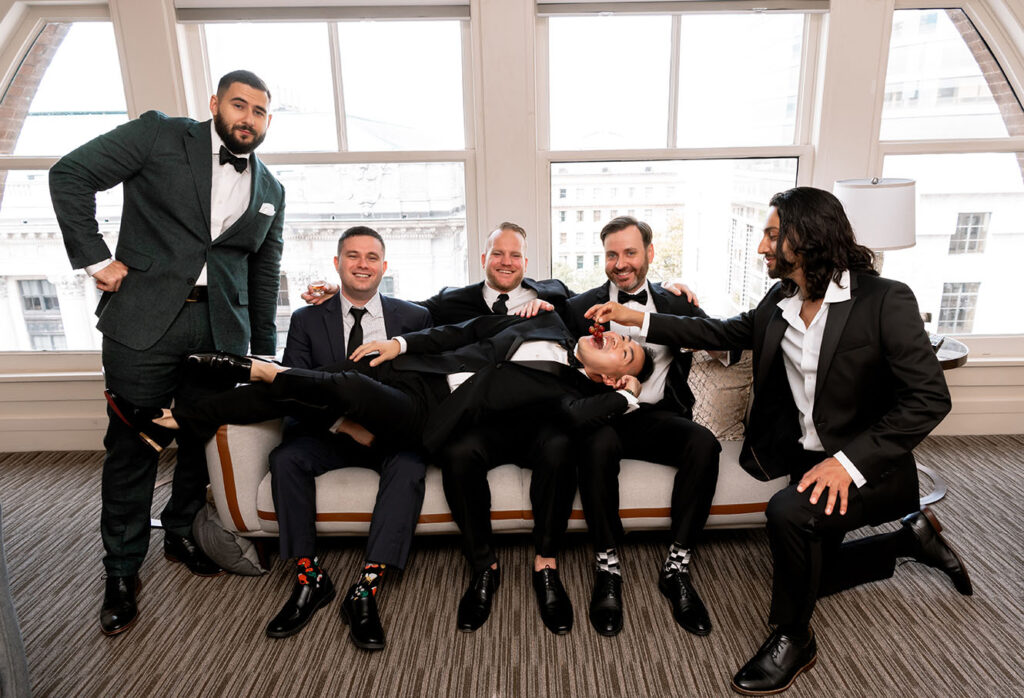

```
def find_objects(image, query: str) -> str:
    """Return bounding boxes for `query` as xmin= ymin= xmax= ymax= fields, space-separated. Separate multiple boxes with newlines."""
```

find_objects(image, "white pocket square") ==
xmin=258 ymin=202 xmax=276 ymax=216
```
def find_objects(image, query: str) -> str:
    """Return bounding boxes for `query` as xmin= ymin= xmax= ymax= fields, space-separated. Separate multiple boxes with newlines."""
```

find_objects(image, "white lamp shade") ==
xmin=833 ymin=178 xmax=916 ymax=250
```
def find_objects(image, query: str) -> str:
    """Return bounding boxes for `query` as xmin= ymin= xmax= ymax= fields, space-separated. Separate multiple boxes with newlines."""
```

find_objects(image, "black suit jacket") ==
xmin=646 ymin=272 xmax=951 ymax=524
xmin=282 ymin=293 xmax=433 ymax=369
xmin=417 ymin=278 xmax=573 ymax=326
xmin=565 ymin=280 xmax=706 ymax=418
xmin=50 ymin=111 xmax=285 ymax=355
xmin=396 ymin=312 xmax=630 ymax=452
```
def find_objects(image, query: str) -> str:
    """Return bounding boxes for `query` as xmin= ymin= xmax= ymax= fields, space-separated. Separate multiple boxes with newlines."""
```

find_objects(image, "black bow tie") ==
xmin=567 ymin=348 xmax=584 ymax=370
xmin=618 ymin=289 xmax=648 ymax=306
xmin=219 ymin=145 xmax=248 ymax=173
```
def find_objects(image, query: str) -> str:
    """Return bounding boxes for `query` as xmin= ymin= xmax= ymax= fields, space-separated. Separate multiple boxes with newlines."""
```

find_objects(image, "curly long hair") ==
xmin=769 ymin=187 xmax=877 ymax=299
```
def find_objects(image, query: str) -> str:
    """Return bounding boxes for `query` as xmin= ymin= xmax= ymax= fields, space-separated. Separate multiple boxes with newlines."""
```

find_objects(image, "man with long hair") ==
xmin=587 ymin=186 xmax=972 ymax=695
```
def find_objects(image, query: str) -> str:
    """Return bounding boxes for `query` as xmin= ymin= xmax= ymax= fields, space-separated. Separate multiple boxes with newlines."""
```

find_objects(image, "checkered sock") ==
xmin=354 ymin=562 xmax=387 ymax=598
xmin=295 ymin=556 xmax=323 ymax=586
xmin=663 ymin=543 xmax=691 ymax=575
xmin=595 ymin=548 xmax=621 ymax=577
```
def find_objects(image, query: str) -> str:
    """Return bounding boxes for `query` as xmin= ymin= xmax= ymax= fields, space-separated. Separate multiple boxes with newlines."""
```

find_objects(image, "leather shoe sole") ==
xmin=731 ymin=656 xmax=817 ymax=695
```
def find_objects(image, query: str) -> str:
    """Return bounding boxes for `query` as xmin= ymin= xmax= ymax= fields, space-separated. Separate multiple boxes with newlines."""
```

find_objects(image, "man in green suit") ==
xmin=49 ymin=70 xmax=285 ymax=636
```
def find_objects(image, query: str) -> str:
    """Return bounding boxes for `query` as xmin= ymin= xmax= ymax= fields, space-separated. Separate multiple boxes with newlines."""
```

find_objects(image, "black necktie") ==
xmin=619 ymin=289 xmax=648 ymax=306
xmin=218 ymin=145 xmax=248 ymax=173
xmin=347 ymin=307 xmax=368 ymax=357
xmin=491 ymin=293 xmax=509 ymax=314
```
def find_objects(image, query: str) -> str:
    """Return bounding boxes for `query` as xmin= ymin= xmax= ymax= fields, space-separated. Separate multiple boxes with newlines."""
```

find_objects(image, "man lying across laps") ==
xmin=587 ymin=186 xmax=972 ymax=696
xmin=154 ymin=310 xmax=652 ymax=636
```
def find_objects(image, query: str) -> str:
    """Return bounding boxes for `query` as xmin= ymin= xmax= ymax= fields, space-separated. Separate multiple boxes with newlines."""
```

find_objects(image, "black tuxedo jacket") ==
xmin=417 ymin=278 xmax=573 ymax=326
xmin=50 ymin=111 xmax=285 ymax=355
xmin=565 ymin=280 xmax=706 ymax=418
xmin=282 ymin=293 xmax=432 ymax=369
xmin=395 ymin=312 xmax=630 ymax=452
xmin=646 ymin=272 xmax=951 ymax=525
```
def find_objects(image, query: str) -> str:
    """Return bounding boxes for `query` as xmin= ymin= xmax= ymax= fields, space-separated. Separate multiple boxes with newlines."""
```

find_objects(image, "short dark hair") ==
xmin=216 ymin=70 xmax=272 ymax=102
xmin=337 ymin=226 xmax=385 ymax=256
xmin=769 ymin=187 xmax=877 ymax=300
xmin=635 ymin=346 xmax=655 ymax=383
xmin=600 ymin=216 xmax=653 ymax=247
xmin=496 ymin=221 xmax=526 ymax=238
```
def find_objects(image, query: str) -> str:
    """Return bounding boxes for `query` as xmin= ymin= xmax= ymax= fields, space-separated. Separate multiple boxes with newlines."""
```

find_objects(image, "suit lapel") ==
xmin=184 ymin=121 xmax=212 ymax=236
xmin=215 ymin=155 xmax=265 ymax=243
xmin=815 ymin=277 xmax=858 ymax=399
xmin=382 ymin=296 xmax=399 ymax=337
xmin=322 ymin=295 xmax=348 ymax=364
xmin=756 ymin=306 xmax=787 ymax=394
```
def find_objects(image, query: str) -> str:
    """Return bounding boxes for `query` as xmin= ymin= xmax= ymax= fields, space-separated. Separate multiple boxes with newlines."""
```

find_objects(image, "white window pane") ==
xmin=12 ymin=23 xmax=128 ymax=156
xmin=0 ymin=170 xmax=122 ymax=351
xmin=881 ymin=153 xmax=1024 ymax=335
xmin=677 ymin=14 xmax=803 ymax=147
xmin=205 ymin=23 xmax=338 ymax=152
xmin=550 ymin=158 xmax=797 ymax=314
xmin=270 ymin=162 xmax=467 ymax=303
xmin=337 ymin=21 xmax=465 ymax=151
xmin=881 ymin=10 xmax=1021 ymax=140
xmin=549 ymin=16 xmax=671 ymax=150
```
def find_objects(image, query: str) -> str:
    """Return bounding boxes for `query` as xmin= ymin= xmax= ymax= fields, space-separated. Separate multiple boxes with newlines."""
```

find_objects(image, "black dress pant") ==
xmin=269 ymin=433 xmax=426 ymax=568
xmin=436 ymin=417 xmax=576 ymax=572
xmin=577 ymin=408 xmax=721 ymax=551
xmin=765 ymin=451 xmax=917 ymax=627
xmin=100 ymin=301 xmax=233 ymax=576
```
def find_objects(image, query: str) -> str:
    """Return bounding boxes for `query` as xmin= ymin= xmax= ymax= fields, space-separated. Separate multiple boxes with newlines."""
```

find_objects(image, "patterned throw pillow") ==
xmin=192 ymin=502 xmax=266 ymax=576
xmin=687 ymin=350 xmax=754 ymax=440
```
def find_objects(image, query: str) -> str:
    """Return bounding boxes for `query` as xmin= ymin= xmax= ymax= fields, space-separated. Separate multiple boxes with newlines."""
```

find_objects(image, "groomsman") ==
xmin=50 ymin=70 xmax=285 ymax=636
xmin=565 ymin=216 xmax=719 ymax=638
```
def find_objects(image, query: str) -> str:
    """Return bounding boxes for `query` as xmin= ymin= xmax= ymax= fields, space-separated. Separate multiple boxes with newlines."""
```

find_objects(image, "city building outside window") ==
xmin=949 ymin=212 xmax=989 ymax=254
xmin=938 ymin=282 xmax=980 ymax=333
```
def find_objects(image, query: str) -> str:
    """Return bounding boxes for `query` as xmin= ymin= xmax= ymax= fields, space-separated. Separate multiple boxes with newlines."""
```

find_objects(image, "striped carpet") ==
xmin=1 ymin=435 xmax=1022 ymax=697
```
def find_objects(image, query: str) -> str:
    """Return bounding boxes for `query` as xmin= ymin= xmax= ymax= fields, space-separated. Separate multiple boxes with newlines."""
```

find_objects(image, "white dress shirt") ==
xmin=775 ymin=270 xmax=864 ymax=487
xmin=482 ymin=282 xmax=538 ymax=314
xmin=341 ymin=292 xmax=387 ymax=345
xmin=609 ymin=281 xmax=673 ymax=405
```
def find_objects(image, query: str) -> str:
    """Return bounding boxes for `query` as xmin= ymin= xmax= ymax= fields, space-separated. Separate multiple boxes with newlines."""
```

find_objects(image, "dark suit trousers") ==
xmin=269 ymin=433 xmax=426 ymax=568
xmin=436 ymin=418 xmax=576 ymax=572
xmin=100 ymin=301 xmax=233 ymax=576
xmin=577 ymin=409 xmax=720 ymax=551
xmin=766 ymin=451 xmax=914 ymax=627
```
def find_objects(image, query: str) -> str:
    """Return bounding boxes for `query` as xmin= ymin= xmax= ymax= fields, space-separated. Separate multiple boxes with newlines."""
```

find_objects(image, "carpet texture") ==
xmin=0 ymin=435 xmax=1021 ymax=697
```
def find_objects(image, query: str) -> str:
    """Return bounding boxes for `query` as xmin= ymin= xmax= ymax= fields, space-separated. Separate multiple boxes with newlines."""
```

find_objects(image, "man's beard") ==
xmin=214 ymin=111 xmax=265 ymax=154
xmin=768 ymin=254 xmax=797 ymax=280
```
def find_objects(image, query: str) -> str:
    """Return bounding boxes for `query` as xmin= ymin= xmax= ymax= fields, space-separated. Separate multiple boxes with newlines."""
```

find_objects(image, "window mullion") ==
xmin=328 ymin=22 xmax=348 ymax=152
xmin=666 ymin=14 xmax=681 ymax=149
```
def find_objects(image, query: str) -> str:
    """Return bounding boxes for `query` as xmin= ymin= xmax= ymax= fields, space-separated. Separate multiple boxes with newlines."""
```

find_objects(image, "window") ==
xmin=18 ymin=279 xmax=66 ymax=350
xmin=559 ymin=188 xmax=567 ymax=199
xmin=559 ymin=211 xmax=566 ymax=222
xmin=593 ymin=210 xmax=601 ymax=222
xmin=576 ymin=255 xmax=584 ymax=270
xmin=576 ymin=210 xmax=584 ymax=222
xmin=949 ymin=213 xmax=989 ymax=254
xmin=939 ymin=282 xmax=980 ymax=333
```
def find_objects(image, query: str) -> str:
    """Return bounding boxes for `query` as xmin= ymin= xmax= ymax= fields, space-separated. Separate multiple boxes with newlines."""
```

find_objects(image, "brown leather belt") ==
xmin=185 ymin=286 xmax=208 ymax=302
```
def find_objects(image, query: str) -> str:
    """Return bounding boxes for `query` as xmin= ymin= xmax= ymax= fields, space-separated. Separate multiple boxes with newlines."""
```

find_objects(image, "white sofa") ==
xmin=204 ymin=352 xmax=789 ymax=538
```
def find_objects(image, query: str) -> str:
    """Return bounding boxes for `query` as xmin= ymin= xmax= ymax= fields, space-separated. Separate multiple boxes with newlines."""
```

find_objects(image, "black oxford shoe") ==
xmin=588 ymin=570 xmax=623 ymax=637
xmin=100 ymin=575 xmax=141 ymax=636
xmin=902 ymin=506 xmax=974 ymax=595
xmin=164 ymin=532 xmax=224 ymax=577
xmin=104 ymin=390 xmax=176 ymax=452
xmin=340 ymin=584 xmax=386 ymax=651
xmin=457 ymin=567 xmax=500 ymax=632
xmin=266 ymin=572 xmax=336 ymax=639
xmin=731 ymin=628 xmax=817 ymax=695
xmin=658 ymin=569 xmax=712 ymax=636
xmin=186 ymin=351 xmax=253 ymax=385
xmin=532 ymin=567 xmax=573 ymax=635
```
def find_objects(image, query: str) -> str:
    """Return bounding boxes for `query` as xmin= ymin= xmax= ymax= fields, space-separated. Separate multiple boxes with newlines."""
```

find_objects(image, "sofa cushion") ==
xmin=688 ymin=350 xmax=753 ymax=440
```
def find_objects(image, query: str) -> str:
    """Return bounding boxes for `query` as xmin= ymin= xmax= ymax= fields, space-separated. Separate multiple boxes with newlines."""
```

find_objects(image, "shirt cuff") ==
xmin=328 ymin=417 xmax=346 ymax=432
xmin=254 ymin=355 xmax=275 ymax=362
xmin=639 ymin=311 xmax=651 ymax=340
xmin=85 ymin=258 xmax=114 ymax=276
xmin=395 ymin=337 xmax=408 ymax=354
xmin=616 ymin=389 xmax=639 ymax=414
xmin=834 ymin=450 xmax=866 ymax=488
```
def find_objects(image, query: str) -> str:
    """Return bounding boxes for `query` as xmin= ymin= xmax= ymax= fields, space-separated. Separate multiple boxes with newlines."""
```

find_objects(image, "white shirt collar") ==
xmin=341 ymin=291 xmax=383 ymax=318
xmin=777 ymin=269 xmax=851 ymax=313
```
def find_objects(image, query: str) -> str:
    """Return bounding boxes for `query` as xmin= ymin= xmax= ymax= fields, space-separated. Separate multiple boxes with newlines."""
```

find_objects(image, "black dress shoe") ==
xmin=658 ymin=569 xmax=712 ymax=636
xmin=340 ymin=584 xmax=386 ymax=650
xmin=532 ymin=567 xmax=573 ymax=635
xmin=902 ymin=507 xmax=974 ymax=595
xmin=100 ymin=575 xmax=141 ymax=636
xmin=266 ymin=572 xmax=336 ymax=638
xmin=457 ymin=567 xmax=500 ymax=632
xmin=163 ymin=532 xmax=224 ymax=577
xmin=186 ymin=351 xmax=253 ymax=385
xmin=588 ymin=571 xmax=623 ymax=637
xmin=104 ymin=390 xmax=176 ymax=452
xmin=731 ymin=628 xmax=817 ymax=695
